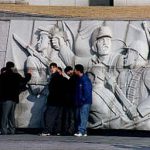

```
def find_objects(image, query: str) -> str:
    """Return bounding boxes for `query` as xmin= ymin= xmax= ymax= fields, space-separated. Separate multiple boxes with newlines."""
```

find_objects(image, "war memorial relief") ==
xmin=0 ymin=4 xmax=150 ymax=130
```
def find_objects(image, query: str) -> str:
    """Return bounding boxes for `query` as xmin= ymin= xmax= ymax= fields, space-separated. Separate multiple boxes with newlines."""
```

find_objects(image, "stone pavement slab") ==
xmin=0 ymin=134 xmax=150 ymax=150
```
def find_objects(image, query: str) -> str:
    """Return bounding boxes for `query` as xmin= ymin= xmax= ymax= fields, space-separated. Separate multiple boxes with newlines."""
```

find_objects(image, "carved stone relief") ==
xmin=2 ymin=20 xmax=150 ymax=130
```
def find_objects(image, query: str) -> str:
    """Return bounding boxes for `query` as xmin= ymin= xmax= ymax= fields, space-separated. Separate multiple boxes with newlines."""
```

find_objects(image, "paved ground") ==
xmin=0 ymin=134 xmax=150 ymax=150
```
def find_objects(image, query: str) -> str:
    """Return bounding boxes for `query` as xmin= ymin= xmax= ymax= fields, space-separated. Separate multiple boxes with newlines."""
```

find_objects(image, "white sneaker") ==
xmin=74 ymin=133 xmax=82 ymax=137
xmin=74 ymin=133 xmax=87 ymax=137
xmin=83 ymin=133 xmax=87 ymax=137
xmin=40 ymin=133 xmax=51 ymax=136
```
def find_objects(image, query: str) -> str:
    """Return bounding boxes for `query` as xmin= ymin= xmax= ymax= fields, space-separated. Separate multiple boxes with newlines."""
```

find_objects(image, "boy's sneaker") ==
xmin=56 ymin=133 xmax=61 ymax=136
xmin=83 ymin=133 xmax=87 ymax=137
xmin=74 ymin=132 xmax=82 ymax=137
xmin=40 ymin=132 xmax=51 ymax=136
xmin=74 ymin=132 xmax=87 ymax=137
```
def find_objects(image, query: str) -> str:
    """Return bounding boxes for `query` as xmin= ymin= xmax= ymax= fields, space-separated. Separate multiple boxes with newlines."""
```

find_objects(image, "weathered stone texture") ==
xmin=0 ymin=21 xmax=10 ymax=52
xmin=114 ymin=0 xmax=150 ymax=6
xmin=0 ymin=0 xmax=28 ymax=3
xmin=0 ymin=52 xmax=6 ymax=69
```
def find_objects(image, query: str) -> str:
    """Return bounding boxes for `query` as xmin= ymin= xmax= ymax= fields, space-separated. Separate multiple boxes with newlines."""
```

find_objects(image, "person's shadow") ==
xmin=27 ymin=88 xmax=47 ymax=128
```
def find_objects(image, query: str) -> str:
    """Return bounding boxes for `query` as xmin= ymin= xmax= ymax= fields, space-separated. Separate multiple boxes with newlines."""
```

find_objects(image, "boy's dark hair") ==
xmin=6 ymin=61 xmax=15 ymax=69
xmin=64 ymin=66 xmax=73 ymax=73
xmin=58 ymin=67 xmax=62 ymax=72
xmin=49 ymin=62 xmax=57 ymax=68
xmin=75 ymin=64 xmax=84 ymax=73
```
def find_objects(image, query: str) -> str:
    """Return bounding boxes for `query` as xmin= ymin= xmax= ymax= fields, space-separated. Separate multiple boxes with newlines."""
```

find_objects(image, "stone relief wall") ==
xmin=2 ymin=19 xmax=150 ymax=130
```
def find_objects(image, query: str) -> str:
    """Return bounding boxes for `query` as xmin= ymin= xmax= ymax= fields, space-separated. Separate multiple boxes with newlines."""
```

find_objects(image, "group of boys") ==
xmin=0 ymin=61 xmax=92 ymax=137
xmin=41 ymin=63 xmax=92 ymax=137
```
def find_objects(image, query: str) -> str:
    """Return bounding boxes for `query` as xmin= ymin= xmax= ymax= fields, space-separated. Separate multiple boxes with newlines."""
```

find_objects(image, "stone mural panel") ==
xmin=2 ymin=19 xmax=150 ymax=130
xmin=6 ymin=20 xmax=33 ymax=71
xmin=0 ymin=52 xmax=6 ymax=69
xmin=0 ymin=21 xmax=10 ymax=52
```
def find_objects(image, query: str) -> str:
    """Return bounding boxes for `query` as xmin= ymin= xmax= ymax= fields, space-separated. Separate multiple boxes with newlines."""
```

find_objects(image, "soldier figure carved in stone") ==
xmin=106 ymin=40 xmax=150 ymax=130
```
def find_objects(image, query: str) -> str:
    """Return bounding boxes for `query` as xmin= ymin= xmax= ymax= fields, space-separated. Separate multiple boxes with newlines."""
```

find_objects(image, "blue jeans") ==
xmin=1 ymin=100 xmax=16 ymax=134
xmin=76 ymin=104 xmax=91 ymax=134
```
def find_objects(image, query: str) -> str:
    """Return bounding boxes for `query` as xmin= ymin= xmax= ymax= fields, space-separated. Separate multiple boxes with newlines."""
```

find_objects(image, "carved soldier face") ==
xmin=37 ymin=32 xmax=50 ymax=52
xmin=123 ymin=48 xmax=139 ymax=68
xmin=96 ymin=37 xmax=111 ymax=56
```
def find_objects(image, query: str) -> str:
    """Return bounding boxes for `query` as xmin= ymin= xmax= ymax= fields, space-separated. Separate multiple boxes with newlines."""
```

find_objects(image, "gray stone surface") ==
xmin=105 ymin=21 xmax=129 ymax=52
xmin=0 ymin=0 xmax=15 ymax=3
xmin=114 ymin=0 xmax=150 ymax=6
xmin=114 ymin=0 xmax=126 ymax=6
xmin=0 ymin=52 xmax=6 ymax=69
xmin=29 ymin=0 xmax=110 ymax=6
xmin=76 ymin=0 xmax=89 ymax=6
xmin=0 ymin=0 xmax=28 ymax=3
xmin=0 ymin=134 xmax=150 ymax=150
xmin=1 ymin=0 xmax=150 ymax=6
xmin=6 ymin=20 xmax=33 ymax=70
xmin=0 ymin=21 xmax=10 ymax=52
xmin=29 ymin=0 xmax=49 ymax=6
xmin=50 ymin=0 xmax=76 ymax=6
xmin=29 ymin=0 xmax=89 ymax=6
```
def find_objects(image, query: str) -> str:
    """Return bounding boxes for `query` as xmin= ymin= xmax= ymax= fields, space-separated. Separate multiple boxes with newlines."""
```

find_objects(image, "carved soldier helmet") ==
xmin=49 ymin=25 xmax=68 ymax=42
xmin=38 ymin=26 xmax=52 ymax=36
xmin=91 ymin=26 xmax=112 ymax=52
xmin=91 ymin=26 xmax=112 ymax=43
xmin=129 ymin=40 xmax=149 ymax=60
xmin=97 ymin=26 xmax=112 ymax=39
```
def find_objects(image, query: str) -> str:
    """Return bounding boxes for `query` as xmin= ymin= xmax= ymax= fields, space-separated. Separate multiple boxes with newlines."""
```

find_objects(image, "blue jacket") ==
xmin=75 ymin=74 xmax=92 ymax=106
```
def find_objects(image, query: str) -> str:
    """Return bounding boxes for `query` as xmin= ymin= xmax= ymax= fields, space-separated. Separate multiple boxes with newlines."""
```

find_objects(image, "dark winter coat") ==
xmin=47 ymin=72 xmax=68 ymax=106
xmin=67 ymin=74 xmax=78 ymax=107
xmin=0 ymin=69 xmax=31 ymax=103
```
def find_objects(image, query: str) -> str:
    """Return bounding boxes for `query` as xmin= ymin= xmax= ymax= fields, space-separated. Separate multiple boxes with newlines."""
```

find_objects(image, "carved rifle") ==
xmin=105 ymin=73 xmax=138 ymax=120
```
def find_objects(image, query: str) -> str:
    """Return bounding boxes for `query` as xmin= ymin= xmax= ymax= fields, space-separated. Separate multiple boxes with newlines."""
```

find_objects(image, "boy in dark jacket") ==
xmin=0 ymin=61 xmax=31 ymax=135
xmin=74 ymin=64 xmax=92 ymax=137
xmin=41 ymin=63 xmax=66 ymax=136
